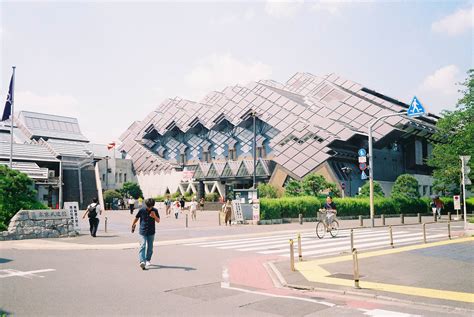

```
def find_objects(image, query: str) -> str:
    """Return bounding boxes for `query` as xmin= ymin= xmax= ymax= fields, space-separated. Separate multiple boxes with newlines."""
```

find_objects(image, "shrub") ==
xmin=260 ymin=196 xmax=321 ymax=220
xmin=171 ymin=191 xmax=181 ymax=199
xmin=358 ymin=181 xmax=385 ymax=198
xmin=103 ymin=190 xmax=122 ymax=204
xmin=284 ymin=180 xmax=303 ymax=197
xmin=391 ymin=174 xmax=420 ymax=199
xmin=120 ymin=182 xmax=143 ymax=199
xmin=154 ymin=195 xmax=165 ymax=202
xmin=258 ymin=183 xmax=281 ymax=198
xmin=205 ymin=192 xmax=220 ymax=202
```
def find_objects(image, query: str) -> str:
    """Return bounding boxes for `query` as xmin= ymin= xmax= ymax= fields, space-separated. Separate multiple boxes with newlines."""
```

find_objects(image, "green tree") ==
xmin=258 ymin=183 xmax=281 ymax=198
xmin=284 ymin=179 xmax=302 ymax=197
xmin=103 ymin=190 xmax=122 ymax=204
xmin=428 ymin=69 xmax=473 ymax=193
xmin=358 ymin=181 xmax=385 ymax=198
xmin=0 ymin=166 xmax=47 ymax=230
xmin=301 ymin=173 xmax=330 ymax=196
xmin=391 ymin=174 xmax=420 ymax=200
xmin=120 ymin=182 xmax=143 ymax=199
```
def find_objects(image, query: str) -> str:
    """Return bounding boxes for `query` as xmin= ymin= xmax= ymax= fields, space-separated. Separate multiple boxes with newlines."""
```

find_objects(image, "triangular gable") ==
xmin=194 ymin=164 xmax=203 ymax=178
xmin=207 ymin=164 xmax=219 ymax=178
xmin=199 ymin=162 xmax=212 ymax=176
xmin=221 ymin=163 xmax=233 ymax=177
xmin=214 ymin=162 xmax=226 ymax=176
xmin=237 ymin=161 xmax=250 ymax=176
xmin=227 ymin=161 xmax=241 ymax=175
xmin=256 ymin=159 xmax=268 ymax=176
xmin=243 ymin=160 xmax=255 ymax=175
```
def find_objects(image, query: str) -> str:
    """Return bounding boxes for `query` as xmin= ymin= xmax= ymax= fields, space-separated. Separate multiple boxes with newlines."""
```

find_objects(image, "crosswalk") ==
xmin=185 ymin=227 xmax=449 ymax=259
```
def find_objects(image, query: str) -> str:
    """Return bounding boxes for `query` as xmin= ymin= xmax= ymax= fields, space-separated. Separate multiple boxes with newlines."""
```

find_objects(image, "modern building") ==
xmin=119 ymin=72 xmax=439 ymax=199
xmin=0 ymin=111 xmax=136 ymax=208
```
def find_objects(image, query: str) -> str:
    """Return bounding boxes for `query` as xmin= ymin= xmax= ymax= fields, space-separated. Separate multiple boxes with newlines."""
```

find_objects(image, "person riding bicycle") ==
xmin=323 ymin=196 xmax=337 ymax=226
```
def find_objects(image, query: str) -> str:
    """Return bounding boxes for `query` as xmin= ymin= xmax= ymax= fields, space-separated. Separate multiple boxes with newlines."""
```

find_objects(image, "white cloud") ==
xmin=265 ymin=0 xmax=304 ymax=19
xmin=418 ymin=65 xmax=463 ymax=114
xmin=184 ymin=53 xmax=272 ymax=100
xmin=432 ymin=6 xmax=474 ymax=36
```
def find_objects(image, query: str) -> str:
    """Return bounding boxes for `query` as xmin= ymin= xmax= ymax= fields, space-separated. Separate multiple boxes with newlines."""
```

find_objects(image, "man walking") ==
xmin=83 ymin=198 xmax=101 ymax=237
xmin=131 ymin=198 xmax=160 ymax=270
xmin=128 ymin=197 xmax=135 ymax=214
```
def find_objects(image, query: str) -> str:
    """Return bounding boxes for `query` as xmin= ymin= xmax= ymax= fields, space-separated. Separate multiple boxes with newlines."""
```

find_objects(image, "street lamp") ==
xmin=341 ymin=166 xmax=353 ymax=197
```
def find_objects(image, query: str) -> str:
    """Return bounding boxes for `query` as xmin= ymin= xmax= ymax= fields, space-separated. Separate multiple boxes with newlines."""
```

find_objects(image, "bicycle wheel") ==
xmin=316 ymin=221 xmax=326 ymax=239
xmin=329 ymin=220 xmax=339 ymax=238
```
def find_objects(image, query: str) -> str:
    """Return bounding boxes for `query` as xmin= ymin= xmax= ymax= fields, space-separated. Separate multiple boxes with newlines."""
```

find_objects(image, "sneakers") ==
xmin=146 ymin=261 xmax=151 ymax=267
xmin=140 ymin=262 xmax=146 ymax=270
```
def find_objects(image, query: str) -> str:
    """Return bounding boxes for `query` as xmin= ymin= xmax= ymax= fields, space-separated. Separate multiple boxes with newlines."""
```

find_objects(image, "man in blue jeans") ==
xmin=131 ymin=198 xmax=160 ymax=270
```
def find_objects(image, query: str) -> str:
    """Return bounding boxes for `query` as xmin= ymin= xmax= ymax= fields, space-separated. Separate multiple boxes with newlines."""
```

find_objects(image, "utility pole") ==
xmin=252 ymin=110 xmax=257 ymax=189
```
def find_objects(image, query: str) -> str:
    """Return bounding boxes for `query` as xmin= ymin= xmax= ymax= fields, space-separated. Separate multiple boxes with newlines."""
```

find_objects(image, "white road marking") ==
xmin=0 ymin=268 xmax=56 ymax=279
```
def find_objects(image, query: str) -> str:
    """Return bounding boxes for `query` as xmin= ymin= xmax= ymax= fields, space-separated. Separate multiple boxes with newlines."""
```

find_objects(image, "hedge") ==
xmin=260 ymin=196 xmax=473 ymax=220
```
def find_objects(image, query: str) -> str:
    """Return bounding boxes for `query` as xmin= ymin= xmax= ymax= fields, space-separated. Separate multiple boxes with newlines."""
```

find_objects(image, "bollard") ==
xmin=186 ymin=213 xmax=188 ymax=228
xmin=299 ymin=213 xmax=303 ymax=225
xmin=448 ymin=222 xmax=451 ymax=240
xmin=352 ymin=248 xmax=360 ymax=289
xmin=218 ymin=211 xmax=221 ymax=226
xmin=289 ymin=239 xmax=295 ymax=271
xmin=359 ymin=215 xmax=363 ymax=227
xmin=350 ymin=229 xmax=354 ymax=252
xmin=389 ymin=225 xmax=394 ymax=248
xmin=423 ymin=223 xmax=427 ymax=243
xmin=105 ymin=216 xmax=108 ymax=233
xmin=417 ymin=213 xmax=421 ymax=223
xmin=448 ymin=212 xmax=451 ymax=221
xmin=381 ymin=214 xmax=385 ymax=226
xmin=400 ymin=213 xmax=404 ymax=224
xmin=297 ymin=233 xmax=303 ymax=261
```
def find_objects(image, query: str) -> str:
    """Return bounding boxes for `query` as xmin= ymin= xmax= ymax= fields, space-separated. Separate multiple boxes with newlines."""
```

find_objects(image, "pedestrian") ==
xmin=432 ymin=197 xmax=444 ymax=219
xmin=199 ymin=197 xmax=205 ymax=212
xmin=138 ymin=197 xmax=143 ymax=208
xmin=173 ymin=199 xmax=180 ymax=219
xmin=82 ymin=198 xmax=101 ymax=237
xmin=164 ymin=195 xmax=171 ymax=217
xmin=190 ymin=198 xmax=197 ymax=220
xmin=131 ymin=198 xmax=160 ymax=270
xmin=179 ymin=196 xmax=185 ymax=211
xmin=223 ymin=199 xmax=233 ymax=226
xmin=128 ymin=197 xmax=135 ymax=214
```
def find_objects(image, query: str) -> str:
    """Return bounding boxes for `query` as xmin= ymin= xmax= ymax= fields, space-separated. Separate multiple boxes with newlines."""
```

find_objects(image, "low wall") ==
xmin=0 ymin=209 xmax=78 ymax=241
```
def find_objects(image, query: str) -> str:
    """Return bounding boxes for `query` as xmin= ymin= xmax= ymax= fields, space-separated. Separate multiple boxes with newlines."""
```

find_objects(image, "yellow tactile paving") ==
xmin=295 ymin=237 xmax=474 ymax=303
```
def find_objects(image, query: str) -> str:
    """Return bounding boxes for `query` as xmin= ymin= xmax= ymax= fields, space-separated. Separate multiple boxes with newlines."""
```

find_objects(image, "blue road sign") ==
xmin=358 ymin=148 xmax=367 ymax=157
xmin=407 ymin=96 xmax=426 ymax=117
xmin=361 ymin=170 xmax=368 ymax=180
xmin=359 ymin=163 xmax=367 ymax=171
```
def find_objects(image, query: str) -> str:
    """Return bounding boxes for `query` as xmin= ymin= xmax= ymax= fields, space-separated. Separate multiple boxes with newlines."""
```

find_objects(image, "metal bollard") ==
xmin=389 ymin=225 xmax=393 ymax=248
xmin=289 ymin=239 xmax=295 ymax=271
xmin=448 ymin=222 xmax=451 ymax=240
xmin=417 ymin=213 xmax=421 ymax=223
xmin=400 ymin=213 xmax=404 ymax=224
xmin=297 ymin=233 xmax=303 ymax=261
xmin=105 ymin=216 xmax=108 ymax=233
xmin=381 ymin=214 xmax=385 ymax=226
xmin=359 ymin=215 xmax=363 ymax=227
xmin=299 ymin=213 xmax=303 ymax=225
xmin=186 ymin=213 xmax=188 ymax=228
xmin=352 ymin=248 xmax=360 ymax=289
xmin=423 ymin=223 xmax=427 ymax=243
xmin=448 ymin=212 xmax=451 ymax=221
xmin=350 ymin=229 xmax=354 ymax=252
xmin=218 ymin=211 xmax=221 ymax=226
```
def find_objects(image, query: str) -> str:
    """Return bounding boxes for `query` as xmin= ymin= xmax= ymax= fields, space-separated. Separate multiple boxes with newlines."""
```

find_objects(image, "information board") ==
xmin=64 ymin=202 xmax=80 ymax=231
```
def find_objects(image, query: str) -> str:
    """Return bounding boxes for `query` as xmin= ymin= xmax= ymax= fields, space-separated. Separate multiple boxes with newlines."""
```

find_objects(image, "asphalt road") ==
xmin=1 ymin=213 xmax=472 ymax=316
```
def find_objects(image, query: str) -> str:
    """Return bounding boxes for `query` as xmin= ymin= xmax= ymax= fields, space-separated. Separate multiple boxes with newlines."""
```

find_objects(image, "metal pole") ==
xmin=105 ymin=156 xmax=109 ymax=190
xmin=423 ymin=223 xmax=427 ymax=243
xmin=448 ymin=221 xmax=451 ymax=240
xmin=299 ymin=213 xmax=303 ymax=225
xmin=289 ymin=239 xmax=295 ymax=271
xmin=359 ymin=215 xmax=363 ymax=227
xmin=448 ymin=212 xmax=451 ymax=221
xmin=381 ymin=214 xmax=385 ymax=226
xmin=417 ymin=213 xmax=421 ymax=223
xmin=58 ymin=160 xmax=63 ymax=209
xmin=105 ymin=216 xmax=108 ymax=233
xmin=297 ymin=233 xmax=302 ymax=261
xmin=400 ymin=213 xmax=404 ymax=224
xmin=252 ymin=111 xmax=257 ymax=189
xmin=186 ymin=213 xmax=188 ymax=228
xmin=350 ymin=229 xmax=354 ymax=252
xmin=9 ymin=66 xmax=16 ymax=169
xmin=389 ymin=225 xmax=393 ymax=248
xmin=461 ymin=157 xmax=468 ymax=230
xmin=352 ymin=248 xmax=360 ymax=289
xmin=218 ymin=210 xmax=221 ymax=226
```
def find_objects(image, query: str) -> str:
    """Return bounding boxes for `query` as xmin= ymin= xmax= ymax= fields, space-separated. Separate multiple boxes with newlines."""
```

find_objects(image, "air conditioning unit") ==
xmin=48 ymin=170 xmax=55 ymax=178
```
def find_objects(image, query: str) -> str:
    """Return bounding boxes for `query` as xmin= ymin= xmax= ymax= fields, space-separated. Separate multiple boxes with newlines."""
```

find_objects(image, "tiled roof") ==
xmin=0 ymin=141 xmax=58 ymax=162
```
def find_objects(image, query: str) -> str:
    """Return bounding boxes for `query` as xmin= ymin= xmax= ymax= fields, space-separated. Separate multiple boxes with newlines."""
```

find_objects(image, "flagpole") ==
xmin=9 ymin=66 xmax=16 ymax=169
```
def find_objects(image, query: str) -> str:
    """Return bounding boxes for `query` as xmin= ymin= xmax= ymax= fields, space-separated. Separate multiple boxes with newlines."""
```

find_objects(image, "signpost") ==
xmin=453 ymin=195 xmax=461 ymax=220
xmin=460 ymin=156 xmax=471 ymax=229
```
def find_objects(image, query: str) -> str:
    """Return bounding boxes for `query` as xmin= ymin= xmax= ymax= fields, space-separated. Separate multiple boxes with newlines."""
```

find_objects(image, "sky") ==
xmin=0 ymin=0 xmax=473 ymax=144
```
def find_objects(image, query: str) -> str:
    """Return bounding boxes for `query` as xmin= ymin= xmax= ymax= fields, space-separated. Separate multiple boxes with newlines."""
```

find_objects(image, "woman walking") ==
xmin=223 ymin=199 xmax=233 ymax=226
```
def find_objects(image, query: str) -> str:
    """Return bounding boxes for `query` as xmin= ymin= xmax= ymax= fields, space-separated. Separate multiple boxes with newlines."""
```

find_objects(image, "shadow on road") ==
xmin=0 ymin=258 xmax=13 ymax=264
xmin=147 ymin=264 xmax=196 ymax=271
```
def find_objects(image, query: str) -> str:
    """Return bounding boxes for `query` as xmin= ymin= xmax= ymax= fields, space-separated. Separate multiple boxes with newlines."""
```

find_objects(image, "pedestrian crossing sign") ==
xmin=407 ymin=96 xmax=426 ymax=117
xmin=361 ymin=170 xmax=368 ymax=180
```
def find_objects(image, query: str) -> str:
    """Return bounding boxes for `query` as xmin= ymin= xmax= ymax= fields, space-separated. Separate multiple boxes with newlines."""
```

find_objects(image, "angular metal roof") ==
xmin=0 ymin=141 xmax=59 ymax=162
xmin=0 ymin=161 xmax=49 ymax=180
xmin=119 ymin=72 xmax=437 ymax=178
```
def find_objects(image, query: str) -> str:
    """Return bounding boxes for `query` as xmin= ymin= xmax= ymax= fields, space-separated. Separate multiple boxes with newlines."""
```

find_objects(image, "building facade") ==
xmin=119 ymin=72 xmax=438 ymax=199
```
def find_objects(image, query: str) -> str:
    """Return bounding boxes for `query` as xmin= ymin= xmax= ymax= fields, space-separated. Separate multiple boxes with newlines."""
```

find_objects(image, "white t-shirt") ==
xmin=129 ymin=198 xmax=135 ymax=205
xmin=190 ymin=201 xmax=198 ymax=211
xmin=86 ymin=203 xmax=101 ymax=218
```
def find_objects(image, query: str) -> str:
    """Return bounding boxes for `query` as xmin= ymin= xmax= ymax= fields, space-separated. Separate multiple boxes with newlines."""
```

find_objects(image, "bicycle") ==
xmin=316 ymin=209 xmax=339 ymax=239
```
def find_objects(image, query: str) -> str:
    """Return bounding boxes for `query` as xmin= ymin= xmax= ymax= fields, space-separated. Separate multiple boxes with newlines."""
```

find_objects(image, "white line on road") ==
xmin=0 ymin=268 xmax=56 ymax=279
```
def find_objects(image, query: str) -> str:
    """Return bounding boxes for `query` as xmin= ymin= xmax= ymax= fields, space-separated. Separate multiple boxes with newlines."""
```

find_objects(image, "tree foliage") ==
xmin=0 ymin=166 xmax=47 ymax=230
xmin=120 ymin=182 xmax=143 ymax=199
xmin=391 ymin=174 xmax=420 ymax=200
xmin=284 ymin=180 xmax=303 ymax=197
xmin=283 ymin=173 xmax=337 ymax=197
xmin=103 ymin=190 xmax=122 ymax=204
xmin=257 ymin=183 xmax=282 ymax=198
xmin=428 ymin=69 xmax=474 ymax=193
xmin=358 ymin=181 xmax=385 ymax=198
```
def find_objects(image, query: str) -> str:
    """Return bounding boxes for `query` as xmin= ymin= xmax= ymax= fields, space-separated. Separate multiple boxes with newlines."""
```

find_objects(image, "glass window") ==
xmin=427 ymin=143 xmax=433 ymax=159
xmin=124 ymin=173 xmax=127 ymax=182
xmin=102 ymin=174 xmax=105 ymax=181
xmin=415 ymin=140 xmax=423 ymax=165
xmin=119 ymin=173 xmax=122 ymax=183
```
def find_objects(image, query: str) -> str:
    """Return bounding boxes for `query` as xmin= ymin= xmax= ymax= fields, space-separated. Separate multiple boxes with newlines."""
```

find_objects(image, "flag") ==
xmin=1 ymin=73 xmax=14 ymax=122
xmin=107 ymin=142 xmax=116 ymax=150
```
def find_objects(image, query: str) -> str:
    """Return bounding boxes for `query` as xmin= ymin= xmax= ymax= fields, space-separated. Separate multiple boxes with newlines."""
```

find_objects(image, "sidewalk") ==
xmin=271 ymin=236 xmax=474 ymax=310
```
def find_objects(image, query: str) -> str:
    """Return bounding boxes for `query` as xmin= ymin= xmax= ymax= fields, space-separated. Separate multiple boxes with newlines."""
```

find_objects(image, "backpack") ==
xmin=88 ymin=203 xmax=99 ymax=218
